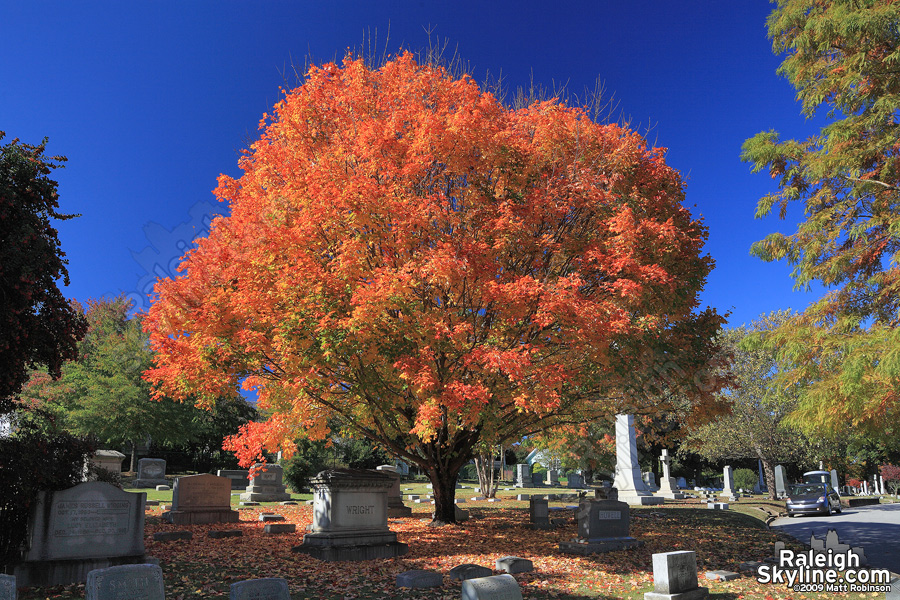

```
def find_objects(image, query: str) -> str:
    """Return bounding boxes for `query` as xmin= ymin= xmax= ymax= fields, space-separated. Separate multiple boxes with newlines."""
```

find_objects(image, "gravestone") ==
xmin=530 ymin=472 xmax=543 ymax=486
xmin=496 ymin=557 xmax=532 ymax=573
xmin=133 ymin=458 xmax=167 ymax=488
xmin=567 ymin=473 xmax=584 ymax=489
xmin=0 ymin=574 xmax=14 ymax=600
xmin=217 ymin=470 xmax=251 ymax=490
xmin=230 ymin=578 xmax=289 ymax=600
xmin=546 ymin=469 xmax=559 ymax=486
xmin=774 ymin=465 xmax=787 ymax=497
xmin=559 ymin=499 xmax=643 ymax=555
xmin=644 ymin=551 xmax=708 ymax=600
xmin=13 ymin=482 xmax=147 ymax=587
xmin=515 ymin=464 xmax=530 ymax=488
xmin=85 ymin=564 xmax=164 ymax=600
xmin=292 ymin=469 xmax=408 ymax=561
xmin=830 ymin=469 xmax=840 ymax=493
xmin=375 ymin=465 xmax=412 ymax=517
xmin=643 ymin=472 xmax=659 ymax=492
xmin=240 ymin=464 xmax=291 ymax=502
xmin=87 ymin=451 xmax=126 ymax=478
xmin=676 ymin=477 xmax=687 ymax=489
xmin=613 ymin=414 xmax=663 ymax=505
xmin=461 ymin=574 xmax=523 ymax=600
xmin=721 ymin=466 xmax=736 ymax=499
xmin=164 ymin=474 xmax=239 ymax=525
xmin=529 ymin=497 xmax=550 ymax=529
xmin=656 ymin=450 xmax=685 ymax=499
xmin=449 ymin=564 xmax=492 ymax=582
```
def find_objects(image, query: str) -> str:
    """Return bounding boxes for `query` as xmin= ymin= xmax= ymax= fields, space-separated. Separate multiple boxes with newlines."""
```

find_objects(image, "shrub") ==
xmin=733 ymin=468 xmax=758 ymax=491
xmin=85 ymin=464 xmax=123 ymax=489
xmin=0 ymin=414 xmax=95 ymax=567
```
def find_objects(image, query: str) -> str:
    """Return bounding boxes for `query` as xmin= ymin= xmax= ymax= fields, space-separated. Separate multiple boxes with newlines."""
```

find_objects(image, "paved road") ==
xmin=771 ymin=502 xmax=900 ymax=575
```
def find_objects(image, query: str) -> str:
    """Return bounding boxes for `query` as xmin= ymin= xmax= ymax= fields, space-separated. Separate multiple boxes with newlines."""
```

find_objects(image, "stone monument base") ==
xmin=292 ymin=541 xmax=408 ymax=561
xmin=293 ymin=529 xmax=409 ymax=561
xmin=387 ymin=505 xmax=413 ymax=517
xmin=559 ymin=537 xmax=644 ymax=555
xmin=644 ymin=588 xmax=709 ymax=600
xmin=163 ymin=508 xmax=240 ymax=525
xmin=618 ymin=494 xmax=665 ymax=506
xmin=12 ymin=554 xmax=150 ymax=587
xmin=239 ymin=491 xmax=291 ymax=502
xmin=656 ymin=491 xmax=686 ymax=500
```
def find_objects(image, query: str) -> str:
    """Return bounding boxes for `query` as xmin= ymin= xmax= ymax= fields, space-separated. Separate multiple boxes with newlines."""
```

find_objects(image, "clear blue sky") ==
xmin=2 ymin=1 xmax=826 ymax=327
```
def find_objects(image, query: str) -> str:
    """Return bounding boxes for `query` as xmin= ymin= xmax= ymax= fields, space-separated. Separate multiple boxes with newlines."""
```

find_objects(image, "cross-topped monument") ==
xmin=656 ymin=449 xmax=685 ymax=500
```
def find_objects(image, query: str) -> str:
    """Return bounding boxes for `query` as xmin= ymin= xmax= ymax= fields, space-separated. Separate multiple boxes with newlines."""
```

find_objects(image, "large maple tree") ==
xmin=144 ymin=54 xmax=723 ymax=523
xmin=742 ymin=1 xmax=900 ymax=436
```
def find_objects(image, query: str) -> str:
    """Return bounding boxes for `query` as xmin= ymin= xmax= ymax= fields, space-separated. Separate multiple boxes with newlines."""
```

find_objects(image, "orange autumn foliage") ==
xmin=143 ymin=53 xmax=723 ymax=523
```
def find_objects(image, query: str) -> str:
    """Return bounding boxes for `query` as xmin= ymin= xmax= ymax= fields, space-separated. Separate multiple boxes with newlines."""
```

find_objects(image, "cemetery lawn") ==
xmin=16 ymin=492 xmax=885 ymax=600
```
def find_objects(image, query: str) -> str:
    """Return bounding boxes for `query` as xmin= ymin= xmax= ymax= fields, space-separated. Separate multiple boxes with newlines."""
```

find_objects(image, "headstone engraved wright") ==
xmin=559 ymin=499 xmax=642 ymax=554
xmin=13 ymin=482 xmax=147 ymax=587
xmin=133 ymin=459 xmax=167 ymax=489
xmin=85 ymin=564 xmax=164 ymax=600
xmin=240 ymin=464 xmax=291 ymax=502
xmin=292 ymin=469 xmax=408 ymax=561
xmin=164 ymin=474 xmax=239 ymax=525
xmin=230 ymin=578 xmax=290 ymax=600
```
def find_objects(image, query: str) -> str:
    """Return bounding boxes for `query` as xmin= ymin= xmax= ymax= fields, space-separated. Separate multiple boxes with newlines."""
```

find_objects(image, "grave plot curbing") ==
xmin=209 ymin=530 xmax=243 ymax=539
xmin=263 ymin=523 xmax=296 ymax=534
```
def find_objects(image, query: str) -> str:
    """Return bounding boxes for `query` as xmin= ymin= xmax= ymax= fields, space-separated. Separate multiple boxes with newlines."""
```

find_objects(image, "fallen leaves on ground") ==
xmin=17 ymin=502 xmax=879 ymax=600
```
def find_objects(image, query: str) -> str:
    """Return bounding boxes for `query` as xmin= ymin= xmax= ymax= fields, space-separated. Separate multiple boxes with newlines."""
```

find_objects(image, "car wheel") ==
xmin=825 ymin=503 xmax=832 ymax=516
xmin=835 ymin=504 xmax=842 ymax=514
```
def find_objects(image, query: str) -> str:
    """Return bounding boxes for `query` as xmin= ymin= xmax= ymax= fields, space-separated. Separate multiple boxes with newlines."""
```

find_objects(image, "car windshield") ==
xmin=790 ymin=484 xmax=825 ymax=495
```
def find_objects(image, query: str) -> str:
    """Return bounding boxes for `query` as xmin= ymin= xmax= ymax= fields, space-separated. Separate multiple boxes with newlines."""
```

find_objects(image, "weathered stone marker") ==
xmin=529 ymin=497 xmax=550 ymax=529
xmin=217 ymin=469 xmax=251 ymax=490
xmin=613 ymin=414 xmax=663 ymax=505
xmin=133 ymin=458 xmax=167 ymax=488
xmin=375 ymin=465 xmax=412 ymax=517
xmin=165 ymin=473 xmax=239 ymax=525
xmin=461 ymin=574 xmax=523 ymax=600
xmin=230 ymin=578 xmax=289 ymax=600
xmin=559 ymin=499 xmax=643 ymax=555
xmin=643 ymin=551 xmax=708 ymax=600
xmin=515 ymin=464 xmax=530 ymax=488
xmin=292 ymin=469 xmax=408 ymax=561
xmin=0 ymin=574 xmax=15 ymax=600
xmin=240 ymin=464 xmax=291 ymax=502
xmin=85 ymin=564 xmax=164 ymax=600
xmin=13 ymin=482 xmax=147 ymax=587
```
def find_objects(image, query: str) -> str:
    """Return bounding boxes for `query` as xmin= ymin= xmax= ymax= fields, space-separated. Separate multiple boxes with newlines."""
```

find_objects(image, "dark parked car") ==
xmin=786 ymin=483 xmax=842 ymax=516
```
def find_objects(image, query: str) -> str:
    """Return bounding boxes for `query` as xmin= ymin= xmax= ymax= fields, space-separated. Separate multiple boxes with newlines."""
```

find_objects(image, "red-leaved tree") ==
xmin=144 ymin=54 xmax=724 ymax=524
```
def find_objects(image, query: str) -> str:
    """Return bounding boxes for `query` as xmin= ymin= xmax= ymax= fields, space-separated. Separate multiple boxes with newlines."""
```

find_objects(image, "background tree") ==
xmin=741 ymin=0 xmax=900 ymax=436
xmin=146 ymin=53 xmax=725 ymax=524
xmin=685 ymin=312 xmax=808 ymax=499
xmin=0 ymin=133 xmax=87 ymax=414
xmin=21 ymin=296 xmax=253 ymax=471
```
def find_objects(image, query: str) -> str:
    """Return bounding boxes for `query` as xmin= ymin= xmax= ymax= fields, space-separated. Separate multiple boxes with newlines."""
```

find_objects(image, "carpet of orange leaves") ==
xmin=19 ymin=502 xmax=880 ymax=600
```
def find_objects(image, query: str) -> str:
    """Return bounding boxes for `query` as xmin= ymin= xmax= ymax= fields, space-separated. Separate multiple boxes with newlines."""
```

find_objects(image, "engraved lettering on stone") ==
xmin=346 ymin=505 xmax=374 ymax=515
xmin=53 ymin=500 xmax=130 ymax=537
xmin=595 ymin=510 xmax=621 ymax=520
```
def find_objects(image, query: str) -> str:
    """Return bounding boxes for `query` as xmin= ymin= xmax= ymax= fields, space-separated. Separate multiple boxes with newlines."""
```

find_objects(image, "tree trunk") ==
xmin=427 ymin=465 xmax=460 ymax=525
xmin=130 ymin=441 xmax=137 ymax=473
xmin=761 ymin=457 xmax=777 ymax=500
xmin=474 ymin=453 xmax=498 ymax=499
